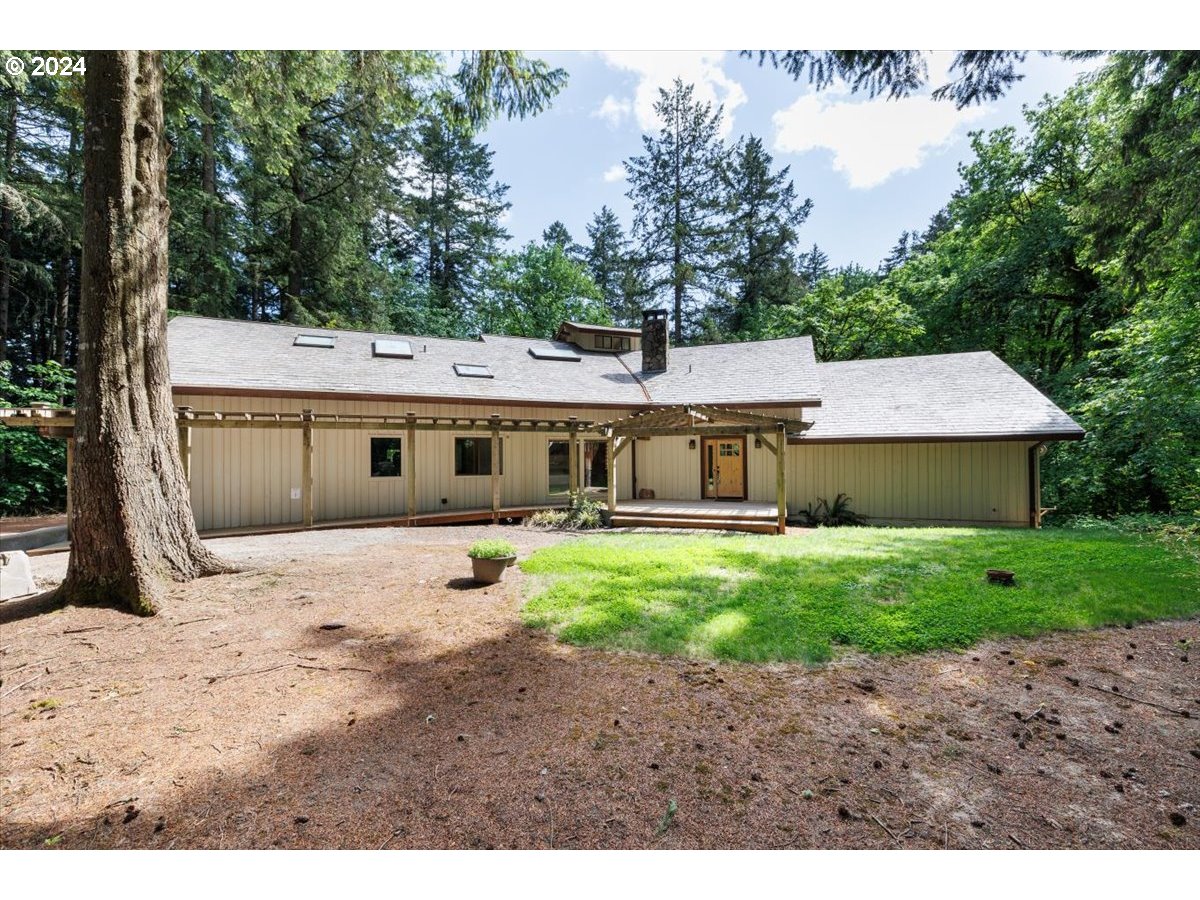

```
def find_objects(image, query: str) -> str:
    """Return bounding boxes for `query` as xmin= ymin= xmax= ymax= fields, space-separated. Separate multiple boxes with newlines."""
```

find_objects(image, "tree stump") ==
xmin=986 ymin=568 xmax=1016 ymax=586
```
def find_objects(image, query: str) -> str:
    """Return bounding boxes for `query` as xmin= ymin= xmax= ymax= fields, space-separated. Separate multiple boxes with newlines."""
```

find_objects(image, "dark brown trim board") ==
xmin=172 ymin=384 xmax=823 ymax=412
xmin=790 ymin=431 xmax=1084 ymax=445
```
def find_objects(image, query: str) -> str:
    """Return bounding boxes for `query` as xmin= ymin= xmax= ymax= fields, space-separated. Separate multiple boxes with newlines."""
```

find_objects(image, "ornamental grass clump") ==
xmin=467 ymin=539 xmax=517 ymax=560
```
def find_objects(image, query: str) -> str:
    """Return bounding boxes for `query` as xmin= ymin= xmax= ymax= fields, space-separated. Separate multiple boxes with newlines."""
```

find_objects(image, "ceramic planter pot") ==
xmin=471 ymin=555 xmax=516 ymax=584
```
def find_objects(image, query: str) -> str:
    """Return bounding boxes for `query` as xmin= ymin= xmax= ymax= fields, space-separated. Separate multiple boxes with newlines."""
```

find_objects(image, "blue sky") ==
xmin=480 ymin=51 xmax=1099 ymax=269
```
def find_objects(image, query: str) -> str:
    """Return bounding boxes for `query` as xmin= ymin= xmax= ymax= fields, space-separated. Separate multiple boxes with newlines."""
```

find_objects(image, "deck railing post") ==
xmin=776 ymin=423 xmax=787 ymax=535
xmin=301 ymin=408 xmax=315 ymax=528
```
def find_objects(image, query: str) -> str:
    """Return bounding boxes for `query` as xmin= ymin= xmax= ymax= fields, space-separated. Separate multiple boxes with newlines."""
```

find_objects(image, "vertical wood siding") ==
xmin=176 ymin=394 xmax=1032 ymax=530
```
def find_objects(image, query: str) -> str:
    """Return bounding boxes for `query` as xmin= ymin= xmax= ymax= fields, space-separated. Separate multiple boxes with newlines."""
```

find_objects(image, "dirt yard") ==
xmin=2 ymin=525 xmax=1197 ymax=849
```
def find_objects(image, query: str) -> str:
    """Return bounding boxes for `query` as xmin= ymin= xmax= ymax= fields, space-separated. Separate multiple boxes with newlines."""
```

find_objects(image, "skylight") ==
xmin=528 ymin=346 xmax=581 ymax=361
xmin=293 ymin=334 xmax=336 ymax=349
xmin=373 ymin=339 xmax=413 ymax=359
xmin=453 ymin=363 xmax=493 ymax=379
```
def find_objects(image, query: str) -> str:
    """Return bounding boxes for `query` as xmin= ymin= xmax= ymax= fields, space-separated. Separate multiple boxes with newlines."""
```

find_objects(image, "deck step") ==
xmin=612 ymin=506 xmax=773 ymax=522
xmin=611 ymin=514 xmax=777 ymax=534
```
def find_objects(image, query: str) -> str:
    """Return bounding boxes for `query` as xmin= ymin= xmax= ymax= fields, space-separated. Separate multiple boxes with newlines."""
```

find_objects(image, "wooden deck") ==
xmin=28 ymin=500 xmax=780 ymax=554
xmin=198 ymin=504 xmax=570 ymax=539
xmin=609 ymin=499 xmax=780 ymax=535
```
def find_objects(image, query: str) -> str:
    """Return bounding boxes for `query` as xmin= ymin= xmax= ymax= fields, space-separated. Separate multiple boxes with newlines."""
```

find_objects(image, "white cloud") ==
xmin=771 ymin=51 xmax=988 ymax=189
xmin=593 ymin=94 xmax=632 ymax=127
xmin=602 ymin=164 xmax=627 ymax=184
xmin=598 ymin=51 xmax=746 ymax=139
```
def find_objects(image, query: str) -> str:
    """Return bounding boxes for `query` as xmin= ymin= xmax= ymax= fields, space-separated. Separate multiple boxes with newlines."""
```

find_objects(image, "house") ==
xmin=158 ymin=310 xmax=1084 ymax=535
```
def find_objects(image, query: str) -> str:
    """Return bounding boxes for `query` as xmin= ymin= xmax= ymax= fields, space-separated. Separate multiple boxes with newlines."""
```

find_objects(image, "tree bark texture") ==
xmin=0 ymin=93 xmax=17 ymax=365
xmin=61 ymin=50 xmax=229 ymax=616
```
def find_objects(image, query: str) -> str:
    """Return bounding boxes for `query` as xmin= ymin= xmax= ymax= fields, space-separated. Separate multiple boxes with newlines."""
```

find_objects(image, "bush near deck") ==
xmin=520 ymin=528 xmax=1200 ymax=664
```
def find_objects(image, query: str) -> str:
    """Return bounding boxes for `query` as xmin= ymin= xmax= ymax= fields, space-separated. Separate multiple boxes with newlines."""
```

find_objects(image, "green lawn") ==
xmin=519 ymin=528 xmax=1200 ymax=664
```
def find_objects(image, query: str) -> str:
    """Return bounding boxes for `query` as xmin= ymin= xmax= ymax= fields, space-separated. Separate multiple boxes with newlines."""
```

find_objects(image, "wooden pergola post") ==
xmin=301 ymin=408 xmax=314 ymax=528
xmin=490 ymin=414 xmax=501 ymax=524
xmin=606 ymin=433 xmax=617 ymax=514
xmin=177 ymin=406 xmax=193 ymax=485
xmin=567 ymin=417 xmax=579 ymax=496
xmin=406 ymin=411 xmax=417 ymax=525
xmin=776 ymin=423 xmax=787 ymax=535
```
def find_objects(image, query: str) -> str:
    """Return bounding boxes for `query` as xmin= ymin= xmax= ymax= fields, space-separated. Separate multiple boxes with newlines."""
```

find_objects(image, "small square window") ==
xmin=370 ymin=437 xmax=402 ymax=477
xmin=453 ymin=363 xmax=493 ymax=378
xmin=294 ymin=334 xmax=336 ymax=348
xmin=455 ymin=436 xmax=502 ymax=476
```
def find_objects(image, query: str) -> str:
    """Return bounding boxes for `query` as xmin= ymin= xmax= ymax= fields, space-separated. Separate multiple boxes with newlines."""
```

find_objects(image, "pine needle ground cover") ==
xmin=520 ymin=529 xmax=1200 ymax=664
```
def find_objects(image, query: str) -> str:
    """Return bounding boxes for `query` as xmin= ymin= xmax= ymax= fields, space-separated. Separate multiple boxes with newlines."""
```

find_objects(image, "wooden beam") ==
xmin=406 ymin=415 xmax=416 ymax=524
xmin=612 ymin=435 xmax=632 ymax=460
xmin=301 ymin=409 xmax=314 ymax=528
xmin=491 ymin=427 xmax=501 ymax=524
xmin=776 ymin=423 xmax=787 ymax=535
xmin=606 ymin=433 xmax=616 ymax=514
xmin=757 ymin=433 xmax=777 ymax=456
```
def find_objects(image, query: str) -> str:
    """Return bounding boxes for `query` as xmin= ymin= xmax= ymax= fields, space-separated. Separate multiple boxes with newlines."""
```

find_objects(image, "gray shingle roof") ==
xmin=166 ymin=317 xmax=1082 ymax=441
xmin=167 ymin=316 xmax=819 ymax=407
xmin=803 ymin=351 xmax=1084 ymax=442
xmin=619 ymin=337 xmax=820 ymax=405
xmin=167 ymin=317 xmax=647 ymax=406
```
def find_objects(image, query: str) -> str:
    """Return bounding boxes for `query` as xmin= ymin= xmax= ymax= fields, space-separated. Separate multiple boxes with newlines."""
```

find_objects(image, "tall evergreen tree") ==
xmin=718 ymin=135 xmax=812 ymax=333
xmin=542 ymin=220 xmax=583 ymax=259
xmin=626 ymin=79 xmax=728 ymax=343
xmin=584 ymin=205 xmax=641 ymax=325
xmin=795 ymin=243 xmax=831 ymax=291
xmin=392 ymin=119 xmax=511 ymax=317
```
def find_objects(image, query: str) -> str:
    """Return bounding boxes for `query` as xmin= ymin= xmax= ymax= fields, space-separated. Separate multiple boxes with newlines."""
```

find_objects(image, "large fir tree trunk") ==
xmin=0 ymin=94 xmax=16 ymax=366
xmin=60 ymin=50 xmax=230 ymax=616
xmin=55 ymin=124 xmax=80 ymax=366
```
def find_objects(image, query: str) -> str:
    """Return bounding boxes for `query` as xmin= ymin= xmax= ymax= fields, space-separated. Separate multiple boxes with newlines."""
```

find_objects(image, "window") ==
xmin=373 ymin=339 xmax=413 ymax=359
xmin=548 ymin=439 xmax=607 ymax=493
xmin=455 ymin=436 xmax=502 ymax=476
xmin=370 ymin=437 xmax=402 ymax=477
xmin=528 ymin=346 xmax=581 ymax=361
xmin=594 ymin=334 xmax=631 ymax=351
xmin=548 ymin=441 xmax=571 ymax=494
xmin=453 ymin=363 xmax=493 ymax=378
xmin=294 ymin=334 xmax=335 ymax=348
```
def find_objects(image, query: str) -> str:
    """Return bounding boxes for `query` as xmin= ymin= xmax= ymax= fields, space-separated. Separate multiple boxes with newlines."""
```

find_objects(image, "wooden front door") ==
xmin=702 ymin=436 xmax=746 ymax=500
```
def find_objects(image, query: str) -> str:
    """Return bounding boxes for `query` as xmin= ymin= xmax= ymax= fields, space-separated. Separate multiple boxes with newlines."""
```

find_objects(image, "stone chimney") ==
xmin=641 ymin=309 xmax=669 ymax=373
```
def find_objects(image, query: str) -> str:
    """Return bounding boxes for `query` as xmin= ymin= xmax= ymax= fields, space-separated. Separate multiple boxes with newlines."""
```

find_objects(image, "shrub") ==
xmin=796 ymin=493 xmax=867 ymax=527
xmin=526 ymin=490 xmax=604 ymax=531
xmin=0 ymin=361 xmax=74 ymax=516
xmin=467 ymin=539 xmax=517 ymax=560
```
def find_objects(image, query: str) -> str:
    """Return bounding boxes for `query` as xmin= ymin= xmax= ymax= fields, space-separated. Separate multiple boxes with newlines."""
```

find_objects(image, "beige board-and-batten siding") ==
xmin=631 ymin=427 xmax=1033 ymax=527
xmin=173 ymin=393 xmax=636 ymax=531
xmin=175 ymin=393 xmax=1034 ymax=530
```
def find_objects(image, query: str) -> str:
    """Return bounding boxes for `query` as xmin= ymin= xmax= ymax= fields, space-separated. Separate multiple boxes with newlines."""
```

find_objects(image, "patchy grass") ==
xmin=520 ymin=528 xmax=1200 ymax=664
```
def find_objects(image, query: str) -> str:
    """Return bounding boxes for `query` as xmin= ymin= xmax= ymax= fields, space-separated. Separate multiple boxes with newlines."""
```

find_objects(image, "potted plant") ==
xmin=468 ymin=539 xmax=518 ymax=584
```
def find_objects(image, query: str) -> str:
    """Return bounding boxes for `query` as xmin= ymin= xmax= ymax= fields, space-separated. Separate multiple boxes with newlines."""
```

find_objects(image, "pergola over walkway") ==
xmin=2 ymin=402 xmax=811 ymax=535
xmin=0 ymin=404 xmax=603 ymax=530
xmin=597 ymin=405 xmax=811 ymax=533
